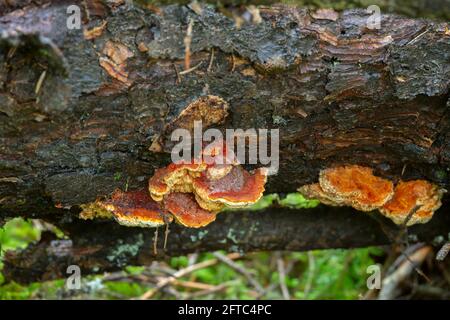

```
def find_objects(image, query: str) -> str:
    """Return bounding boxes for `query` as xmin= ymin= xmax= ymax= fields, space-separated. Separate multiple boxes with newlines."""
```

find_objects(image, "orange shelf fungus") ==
xmin=82 ymin=143 xmax=266 ymax=228
xmin=193 ymin=166 xmax=268 ymax=209
xmin=95 ymin=189 xmax=172 ymax=228
xmin=380 ymin=180 xmax=444 ymax=226
xmin=298 ymin=183 xmax=344 ymax=207
xmin=298 ymin=165 xmax=444 ymax=226
xmin=149 ymin=162 xmax=206 ymax=201
xmin=319 ymin=165 xmax=394 ymax=211
xmin=163 ymin=192 xmax=217 ymax=228
xmin=147 ymin=143 xmax=268 ymax=227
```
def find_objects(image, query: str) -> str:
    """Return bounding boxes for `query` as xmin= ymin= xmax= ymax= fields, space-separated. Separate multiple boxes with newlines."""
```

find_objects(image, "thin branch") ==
xmin=139 ymin=252 xmax=241 ymax=299
xmin=212 ymin=252 xmax=265 ymax=295
xmin=275 ymin=252 xmax=290 ymax=300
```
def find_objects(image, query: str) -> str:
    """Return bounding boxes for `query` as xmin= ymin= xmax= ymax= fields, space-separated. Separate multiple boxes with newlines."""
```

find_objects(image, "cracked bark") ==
xmin=0 ymin=1 xmax=449 ymax=283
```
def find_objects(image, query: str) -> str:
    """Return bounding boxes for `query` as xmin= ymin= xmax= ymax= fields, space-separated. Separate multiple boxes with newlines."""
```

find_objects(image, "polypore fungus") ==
xmin=151 ymin=96 xmax=230 ymax=152
xmin=149 ymin=162 xmax=206 ymax=201
xmin=298 ymin=165 xmax=444 ymax=226
xmin=380 ymin=180 xmax=444 ymax=226
xmin=165 ymin=95 xmax=229 ymax=133
xmin=298 ymin=183 xmax=344 ymax=207
xmin=147 ymin=143 xmax=268 ymax=227
xmin=95 ymin=189 xmax=172 ymax=228
xmin=163 ymin=192 xmax=217 ymax=228
xmin=319 ymin=165 xmax=394 ymax=211
xmin=193 ymin=166 xmax=268 ymax=208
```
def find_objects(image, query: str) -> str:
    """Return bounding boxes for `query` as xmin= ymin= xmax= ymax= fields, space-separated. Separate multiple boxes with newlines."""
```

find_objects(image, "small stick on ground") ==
xmin=184 ymin=283 xmax=229 ymax=299
xmin=379 ymin=245 xmax=432 ymax=299
xmin=212 ymin=252 xmax=264 ymax=295
xmin=140 ymin=252 xmax=241 ymax=299
xmin=7 ymin=46 xmax=17 ymax=59
xmin=172 ymin=279 xmax=216 ymax=290
xmin=276 ymin=252 xmax=291 ymax=300
xmin=436 ymin=242 xmax=450 ymax=261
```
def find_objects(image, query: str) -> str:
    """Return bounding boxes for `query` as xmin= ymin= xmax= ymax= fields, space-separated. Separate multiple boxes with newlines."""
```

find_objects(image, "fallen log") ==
xmin=3 ymin=205 xmax=450 ymax=284
xmin=0 ymin=1 xmax=449 ymax=283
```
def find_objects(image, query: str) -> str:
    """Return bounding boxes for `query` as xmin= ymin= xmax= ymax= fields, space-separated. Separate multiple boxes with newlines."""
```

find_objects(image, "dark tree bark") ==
xmin=3 ymin=205 xmax=450 ymax=284
xmin=0 ymin=1 xmax=449 ymax=283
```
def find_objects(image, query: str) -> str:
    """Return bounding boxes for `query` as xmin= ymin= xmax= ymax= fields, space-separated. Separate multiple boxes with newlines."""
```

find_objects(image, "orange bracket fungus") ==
xmin=298 ymin=165 xmax=444 ymax=226
xmin=163 ymin=192 xmax=217 ymax=228
xmin=318 ymin=165 xmax=394 ymax=211
xmin=94 ymin=189 xmax=172 ymax=228
xmin=193 ymin=166 xmax=268 ymax=209
xmin=148 ymin=142 xmax=268 ymax=227
xmin=380 ymin=180 xmax=445 ymax=226
xmin=82 ymin=143 xmax=268 ymax=228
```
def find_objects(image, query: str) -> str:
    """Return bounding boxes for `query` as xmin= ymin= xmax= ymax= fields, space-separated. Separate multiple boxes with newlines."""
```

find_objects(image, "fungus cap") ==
xmin=298 ymin=183 xmax=344 ymax=207
xmin=148 ymin=162 xmax=206 ymax=201
xmin=193 ymin=166 xmax=268 ymax=208
xmin=98 ymin=190 xmax=172 ymax=228
xmin=163 ymin=192 xmax=217 ymax=228
xmin=380 ymin=180 xmax=444 ymax=226
xmin=319 ymin=165 xmax=394 ymax=211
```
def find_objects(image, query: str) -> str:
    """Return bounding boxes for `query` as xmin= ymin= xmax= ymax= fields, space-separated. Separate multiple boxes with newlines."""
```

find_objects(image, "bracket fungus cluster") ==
xmin=298 ymin=165 xmax=445 ymax=226
xmin=93 ymin=189 xmax=173 ymax=228
xmin=148 ymin=143 xmax=268 ymax=226
xmin=380 ymin=180 xmax=445 ymax=226
xmin=81 ymin=143 xmax=268 ymax=228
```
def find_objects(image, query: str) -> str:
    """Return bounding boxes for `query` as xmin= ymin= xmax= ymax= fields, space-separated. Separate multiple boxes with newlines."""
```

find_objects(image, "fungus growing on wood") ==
xmin=319 ymin=165 xmax=394 ymax=211
xmin=163 ymin=192 xmax=217 ymax=228
xmin=148 ymin=162 xmax=206 ymax=201
xmin=193 ymin=166 xmax=268 ymax=208
xmin=146 ymin=142 xmax=268 ymax=227
xmin=380 ymin=180 xmax=445 ymax=226
xmin=298 ymin=165 xmax=444 ymax=226
xmin=95 ymin=189 xmax=172 ymax=228
xmin=168 ymin=95 xmax=229 ymax=132
xmin=299 ymin=165 xmax=394 ymax=211
xmin=298 ymin=183 xmax=344 ymax=207
xmin=79 ymin=202 xmax=113 ymax=220
xmin=152 ymin=96 xmax=230 ymax=152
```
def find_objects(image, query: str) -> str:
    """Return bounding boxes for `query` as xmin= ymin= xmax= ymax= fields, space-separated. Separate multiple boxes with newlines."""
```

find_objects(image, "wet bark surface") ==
xmin=0 ymin=1 xmax=449 ymax=282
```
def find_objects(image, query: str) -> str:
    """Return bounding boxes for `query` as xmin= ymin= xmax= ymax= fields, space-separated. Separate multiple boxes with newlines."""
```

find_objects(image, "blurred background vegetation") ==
xmin=0 ymin=194 xmax=385 ymax=300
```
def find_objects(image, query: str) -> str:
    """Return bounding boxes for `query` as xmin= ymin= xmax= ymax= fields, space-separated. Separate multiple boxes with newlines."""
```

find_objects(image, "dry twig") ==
xmin=139 ymin=252 xmax=241 ymax=299
xmin=212 ymin=252 xmax=265 ymax=295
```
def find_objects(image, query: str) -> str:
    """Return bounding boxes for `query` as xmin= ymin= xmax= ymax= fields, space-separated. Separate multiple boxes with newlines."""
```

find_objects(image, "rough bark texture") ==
xmin=0 ymin=1 xmax=449 ymax=282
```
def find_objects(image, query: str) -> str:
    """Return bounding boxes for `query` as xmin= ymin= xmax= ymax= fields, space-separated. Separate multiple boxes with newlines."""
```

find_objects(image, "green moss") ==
xmin=279 ymin=193 xmax=320 ymax=209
